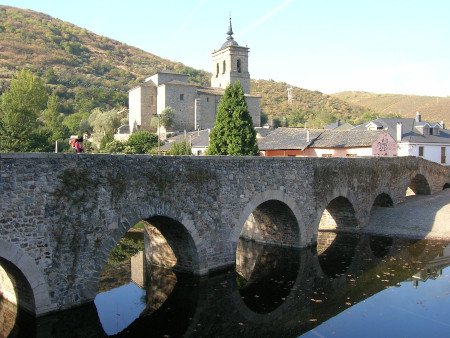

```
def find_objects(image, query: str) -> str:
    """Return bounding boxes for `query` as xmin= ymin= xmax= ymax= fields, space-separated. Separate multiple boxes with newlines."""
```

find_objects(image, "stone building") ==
xmin=128 ymin=19 xmax=261 ymax=136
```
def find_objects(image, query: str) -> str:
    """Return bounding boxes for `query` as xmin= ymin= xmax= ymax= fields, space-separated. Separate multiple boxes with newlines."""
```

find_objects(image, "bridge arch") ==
xmin=0 ymin=239 xmax=53 ymax=316
xmin=406 ymin=173 xmax=431 ymax=195
xmin=233 ymin=190 xmax=308 ymax=247
xmin=315 ymin=195 xmax=359 ymax=233
xmin=89 ymin=202 xmax=205 ymax=301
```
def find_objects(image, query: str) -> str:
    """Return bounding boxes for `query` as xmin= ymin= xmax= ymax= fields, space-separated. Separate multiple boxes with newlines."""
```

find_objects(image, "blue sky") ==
xmin=2 ymin=0 xmax=450 ymax=96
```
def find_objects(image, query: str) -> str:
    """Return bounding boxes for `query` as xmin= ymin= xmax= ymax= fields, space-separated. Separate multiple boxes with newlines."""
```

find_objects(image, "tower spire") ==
xmin=227 ymin=16 xmax=233 ymax=40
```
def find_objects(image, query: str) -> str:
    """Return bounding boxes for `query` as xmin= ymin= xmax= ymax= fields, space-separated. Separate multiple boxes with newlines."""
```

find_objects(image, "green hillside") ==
xmin=333 ymin=91 xmax=450 ymax=125
xmin=251 ymin=80 xmax=374 ymax=127
xmin=0 ymin=5 xmax=209 ymax=114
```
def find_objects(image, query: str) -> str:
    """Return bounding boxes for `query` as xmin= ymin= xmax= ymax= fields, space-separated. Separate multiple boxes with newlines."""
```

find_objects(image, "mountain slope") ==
xmin=333 ymin=91 xmax=450 ymax=125
xmin=0 ymin=5 xmax=209 ymax=113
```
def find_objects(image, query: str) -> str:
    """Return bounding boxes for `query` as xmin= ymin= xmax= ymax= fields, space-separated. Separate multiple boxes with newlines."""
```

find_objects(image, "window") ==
xmin=418 ymin=146 xmax=424 ymax=157
xmin=441 ymin=147 xmax=446 ymax=164
xmin=237 ymin=59 xmax=241 ymax=73
xmin=430 ymin=127 xmax=434 ymax=135
xmin=322 ymin=154 xmax=332 ymax=158
xmin=222 ymin=60 xmax=226 ymax=74
xmin=180 ymin=94 xmax=184 ymax=100
xmin=206 ymin=97 xmax=209 ymax=102
xmin=216 ymin=63 xmax=219 ymax=77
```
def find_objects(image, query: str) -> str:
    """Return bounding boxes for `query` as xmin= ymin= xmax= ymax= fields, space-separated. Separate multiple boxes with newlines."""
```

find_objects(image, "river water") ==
xmin=3 ymin=232 xmax=450 ymax=337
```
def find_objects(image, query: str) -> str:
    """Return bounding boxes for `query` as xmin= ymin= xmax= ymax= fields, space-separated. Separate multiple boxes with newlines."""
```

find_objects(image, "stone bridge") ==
xmin=0 ymin=153 xmax=449 ymax=316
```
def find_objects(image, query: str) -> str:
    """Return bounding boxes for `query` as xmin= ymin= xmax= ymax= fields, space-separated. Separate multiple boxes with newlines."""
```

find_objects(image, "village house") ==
xmin=258 ymin=128 xmax=397 ymax=158
xmin=356 ymin=112 xmax=450 ymax=165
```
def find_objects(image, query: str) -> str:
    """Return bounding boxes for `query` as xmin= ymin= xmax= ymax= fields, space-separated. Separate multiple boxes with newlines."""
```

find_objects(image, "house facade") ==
xmin=360 ymin=112 xmax=450 ymax=165
xmin=128 ymin=20 xmax=261 ymax=137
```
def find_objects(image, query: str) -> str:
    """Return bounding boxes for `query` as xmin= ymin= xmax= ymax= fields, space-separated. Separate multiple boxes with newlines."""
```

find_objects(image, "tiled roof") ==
xmin=160 ymin=130 xmax=210 ymax=151
xmin=258 ymin=128 xmax=323 ymax=150
xmin=258 ymin=128 xmax=389 ymax=150
xmin=310 ymin=130 xmax=386 ymax=148
xmin=356 ymin=117 xmax=450 ymax=144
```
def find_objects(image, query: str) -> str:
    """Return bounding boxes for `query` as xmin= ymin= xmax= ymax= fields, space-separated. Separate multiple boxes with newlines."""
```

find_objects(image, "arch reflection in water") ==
xmin=235 ymin=239 xmax=301 ymax=314
xmin=317 ymin=231 xmax=360 ymax=278
xmin=369 ymin=235 xmax=393 ymax=258
xmin=7 ymin=235 xmax=450 ymax=337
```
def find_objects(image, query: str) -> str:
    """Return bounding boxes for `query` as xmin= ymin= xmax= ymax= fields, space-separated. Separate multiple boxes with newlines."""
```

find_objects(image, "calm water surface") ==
xmin=4 ymin=232 xmax=450 ymax=337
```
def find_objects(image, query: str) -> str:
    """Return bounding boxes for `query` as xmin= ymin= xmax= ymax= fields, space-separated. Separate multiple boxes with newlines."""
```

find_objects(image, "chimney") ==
xmin=415 ymin=112 xmax=421 ymax=123
xmin=441 ymin=121 xmax=445 ymax=129
xmin=306 ymin=130 xmax=310 ymax=143
xmin=396 ymin=122 xmax=403 ymax=142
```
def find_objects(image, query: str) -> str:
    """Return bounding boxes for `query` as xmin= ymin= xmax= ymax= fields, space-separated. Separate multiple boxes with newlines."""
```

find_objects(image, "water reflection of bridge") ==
xmin=5 ymin=234 xmax=447 ymax=337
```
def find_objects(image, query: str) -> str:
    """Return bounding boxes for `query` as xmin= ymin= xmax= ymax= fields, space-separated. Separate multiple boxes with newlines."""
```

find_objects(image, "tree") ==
xmin=42 ymin=93 xmax=69 ymax=143
xmin=88 ymin=107 xmax=122 ymax=137
xmin=167 ymin=140 xmax=191 ymax=155
xmin=208 ymin=81 xmax=258 ymax=156
xmin=63 ymin=111 xmax=91 ymax=135
xmin=0 ymin=69 xmax=48 ymax=152
xmin=125 ymin=131 xmax=158 ymax=154
xmin=160 ymin=106 xmax=175 ymax=129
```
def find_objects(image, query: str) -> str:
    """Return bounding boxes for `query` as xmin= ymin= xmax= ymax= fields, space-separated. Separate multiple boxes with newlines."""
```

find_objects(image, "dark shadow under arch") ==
xmin=407 ymin=174 xmax=431 ymax=195
xmin=240 ymin=200 xmax=300 ymax=247
xmin=443 ymin=183 xmax=450 ymax=190
xmin=143 ymin=216 xmax=200 ymax=273
xmin=372 ymin=193 xmax=394 ymax=208
xmin=0 ymin=258 xmax=35 ymax=314
xmin=319 ymin=196 xmax=358 ymax=231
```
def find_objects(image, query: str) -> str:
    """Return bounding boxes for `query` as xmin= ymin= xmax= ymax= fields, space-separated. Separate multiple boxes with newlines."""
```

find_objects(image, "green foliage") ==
xmin=208 ymin=81 xmax=258 ymax=156
xmin=42 ymin=93 xmax=70 ymax=143
xmin=160 ymin=106 xmax=175 ymax=129
xmin=125 ymin=130 xmax=158 ymax=154
xmin=102 ymin=139 xmax=125 ymax=153
xmin=167 ymin=140 xmax=191 ymax=155
xmin=63 ymin=111 xmax=91 ymax=135
xmin=88 ymin=107 xmax=122 ymax=138
xmin=109 ymin=236 xmax=144 ymax=263
xmin=0 ymin=69 xmax=48 ymax=152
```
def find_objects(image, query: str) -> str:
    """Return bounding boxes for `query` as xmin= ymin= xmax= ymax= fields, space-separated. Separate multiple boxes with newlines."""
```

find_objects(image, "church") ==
xmin=128 ymin=19 xmax=261 ymax=136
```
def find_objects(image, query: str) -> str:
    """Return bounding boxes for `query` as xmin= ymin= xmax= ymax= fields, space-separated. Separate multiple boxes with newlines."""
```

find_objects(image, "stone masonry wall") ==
xmin=0 ymin=154 xmax=448 ymax=315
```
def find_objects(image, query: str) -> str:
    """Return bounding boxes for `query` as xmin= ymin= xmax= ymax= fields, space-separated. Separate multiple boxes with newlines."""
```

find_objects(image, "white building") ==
xmin=360 ymin=112 xmax=450 ymax=165
xmin=128 ymin=19 xmax=261 ymax=137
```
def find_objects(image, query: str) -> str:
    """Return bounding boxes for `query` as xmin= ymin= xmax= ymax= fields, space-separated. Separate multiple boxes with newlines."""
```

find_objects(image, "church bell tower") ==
xmin=211 ymin=18 xmax=251 ymax=94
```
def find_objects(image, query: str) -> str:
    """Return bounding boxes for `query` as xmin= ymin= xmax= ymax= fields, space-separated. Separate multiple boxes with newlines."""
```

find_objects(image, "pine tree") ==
xmin=208 ymin=81 xmax=258 ymax=155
